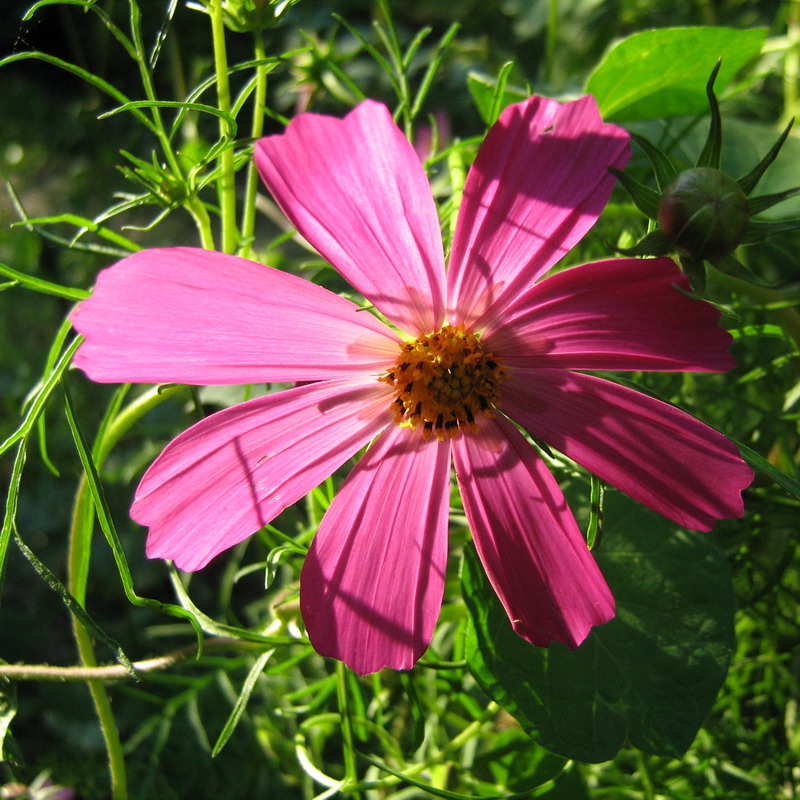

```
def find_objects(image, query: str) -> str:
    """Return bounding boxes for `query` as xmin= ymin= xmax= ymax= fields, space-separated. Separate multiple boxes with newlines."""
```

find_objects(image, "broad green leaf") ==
xmin=463 ymin=491 xmax=735 ymax=762
xmin=585 ymin=27 xmax=766 ymax=122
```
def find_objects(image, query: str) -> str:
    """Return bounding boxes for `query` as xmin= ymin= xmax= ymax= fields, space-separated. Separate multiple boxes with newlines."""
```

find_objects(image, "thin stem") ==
xmin=336 ymin=661 xmax=362 ymax=799
xmin=0 ymin=637 xmax=267 ymax=681
xmin=239 ymin=31 xmax=269 ymax=258
xmin=66 ymin=385 xmax=187 ymax=800
xmin=544 ymin=0 xmax=558 ymax=85
xmin=76 ymin=631 xmax=129 ymax=799
xmin=128 ymin=0 xmax=215 ymax=249
xmin=209 ymin=0 xmax=238 ymax=254
xmin=68 ymin=459 xmax=127 ymax=800
xmin=635 ymin=750 xmax=657 ymax=800
xmin=376 ymin=0 xmax=412 ymax=137
xmin=783 ymin=0 xmax=800 ymax=127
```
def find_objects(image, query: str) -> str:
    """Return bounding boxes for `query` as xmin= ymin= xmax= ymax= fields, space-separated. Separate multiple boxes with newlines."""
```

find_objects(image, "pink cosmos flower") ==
xmin=70 ymin=96 xmax=753 ymax=675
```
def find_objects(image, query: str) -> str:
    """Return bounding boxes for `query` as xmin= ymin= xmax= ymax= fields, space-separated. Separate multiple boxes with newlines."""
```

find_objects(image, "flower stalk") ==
xmin=209 ymin=0 xmax=239 ymax=254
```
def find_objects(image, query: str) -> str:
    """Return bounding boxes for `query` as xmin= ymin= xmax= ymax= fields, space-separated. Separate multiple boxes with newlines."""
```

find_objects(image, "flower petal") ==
xmin=484 ymin=257 xmax=735 ymax=372
xmin=447 ymin=94 xmax=630 ymax=329
xmin=255 ymin=101 xmax=446 ymax=335
xmin=300 ymin=426 xmax=451 ymax=674
xmin=70 ymin=247 xmax=399 ymax=385
xmin=136 ymin=377 xmax=394 ymax=571
xmin=501 ymin=368 xmax=753 ymax=530
xmin=453 ymin=414 xmax=614 ymax=648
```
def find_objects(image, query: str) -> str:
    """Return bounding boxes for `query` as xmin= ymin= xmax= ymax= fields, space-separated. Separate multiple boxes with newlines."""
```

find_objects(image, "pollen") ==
xmin=380 ymin=324 xmax=507 ymax=441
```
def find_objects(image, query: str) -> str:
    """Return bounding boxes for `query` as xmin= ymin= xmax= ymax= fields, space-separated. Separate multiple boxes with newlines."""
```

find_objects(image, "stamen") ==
xmin=380 ymin=323 xmax=507 ymax=440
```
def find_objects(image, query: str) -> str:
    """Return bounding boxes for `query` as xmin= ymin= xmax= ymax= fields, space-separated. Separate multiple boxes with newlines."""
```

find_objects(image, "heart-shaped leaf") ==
xmin=463 ymin=490 xmax=736 ymax=762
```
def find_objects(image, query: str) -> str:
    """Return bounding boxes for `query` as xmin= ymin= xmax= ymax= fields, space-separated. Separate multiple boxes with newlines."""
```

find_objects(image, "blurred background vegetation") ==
xmin=1 ymin=1 xmax=798 ymax=798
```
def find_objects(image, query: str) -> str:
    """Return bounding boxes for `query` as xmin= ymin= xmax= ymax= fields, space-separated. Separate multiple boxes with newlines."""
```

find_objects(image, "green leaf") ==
xmin=608 ymin=167 xmax=661 ymax=219
xmin=747 ymin=187 xmax=800 ymax=216
xmin=12 ymin=528 xmax=135 ymax=674
xmin=709 ymin=253 xmax=775 ymax=287
xmin=0 ymin=676 xmax=17 ymax=761
xmin=212 ymin=649 xmax=274 ymax=756
xmin=585 ymin=475 xmax=604 ymax=551
xmin=737 ymin=119 xmax=795 ymax=195
xmin=585 ymin=27 xmax=766 ymax=122
xmin=62 ymin=381 xmax=206 ymax=640
xmin=611 ymin=229 xmax=673 ymax=258
xmin=736 ymin=441 xmax=800 ymax=500
xmin=463 ymin=491 xmax=735 ymax=762
xmin=696 ymin=60 xmax=723 ymax=170
xmin=0 ymin=262 xmax=90 ymax=301
xmin=630 ymin=133 xmax=679 ymax=191
xmin=467 ymin=68 xmax=527 ymax=126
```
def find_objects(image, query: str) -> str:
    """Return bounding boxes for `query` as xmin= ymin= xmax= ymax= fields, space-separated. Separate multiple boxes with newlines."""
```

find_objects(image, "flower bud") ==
xmin=657 ymin=167 xmax=749 ymax=260
xmin=220 ymin=0 xmax=298 ymax=32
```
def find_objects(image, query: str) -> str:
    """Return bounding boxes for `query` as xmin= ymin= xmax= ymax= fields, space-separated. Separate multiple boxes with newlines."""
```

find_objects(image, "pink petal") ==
xmin=255 ymin=101 xmax=446 ymax=335
xmin=501 ymin=368 xmax=754 ymax=530
xmin=453 ymin=415 xmax=614 ymax=648
xmin=484 ymin=257 xmax=735 ymax=372
xmin=70 ymin=247 xmax=399 ymax=385
xmin=136 ymin=377 xmax=394 ymax=571
xmin=447 ymin=95 xmax=630 ymax=329
xmin=300 ymin=426 xmax=451 ymax=674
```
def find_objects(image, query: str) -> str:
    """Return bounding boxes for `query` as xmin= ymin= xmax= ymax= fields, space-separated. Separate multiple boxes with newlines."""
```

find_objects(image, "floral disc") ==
xmin=381 ymin=324 xmax=507 ymax=440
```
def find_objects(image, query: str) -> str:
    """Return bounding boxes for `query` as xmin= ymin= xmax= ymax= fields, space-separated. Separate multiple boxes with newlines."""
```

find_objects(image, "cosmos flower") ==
xmin=70 ymin=96 xmax=753 ymax=674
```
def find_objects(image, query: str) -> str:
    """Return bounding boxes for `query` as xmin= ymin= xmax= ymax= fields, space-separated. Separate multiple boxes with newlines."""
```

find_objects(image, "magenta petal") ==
xmin=135 ymin=377 xmax=394 ymax=571
xmin=70 ymin=247 xmax=399 ymax=385
xmin=484 ymin=257 xmax=735 ymax=372
xmin=453 ymin=415 xmax=614 ymax=648
xmin=501 ymin=369 xmax=754 ymax=530
xmin=300 ymin=427 xmax=451 ymax=674
xmin=255 ymin=101 xmax=446 ymax=335
xmin=448 ymin=95 xmax=630 ymax=329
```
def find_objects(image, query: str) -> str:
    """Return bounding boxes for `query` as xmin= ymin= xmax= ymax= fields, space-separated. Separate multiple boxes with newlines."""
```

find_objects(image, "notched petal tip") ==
xmin=454 ymin=416 xmax=615 ymax=653
xmin=511 ymin=594 xmax=616 ymax=650
xmin=448 ymin=93 xmax=631 ymax=328
xmin=300 ymin=426 xmax=451 ymax=675
xmin=255 ymin=101 xmax=446 ymax=335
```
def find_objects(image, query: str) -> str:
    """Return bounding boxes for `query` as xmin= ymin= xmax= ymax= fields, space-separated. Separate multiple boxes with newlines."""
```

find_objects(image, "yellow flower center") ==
xmin=380 ymin=324 xmax=507 ymax=440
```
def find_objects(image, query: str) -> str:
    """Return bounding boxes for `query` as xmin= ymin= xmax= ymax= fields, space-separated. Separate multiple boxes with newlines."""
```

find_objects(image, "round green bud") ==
xmin=657 ymin=167 xmax=749 ymax=260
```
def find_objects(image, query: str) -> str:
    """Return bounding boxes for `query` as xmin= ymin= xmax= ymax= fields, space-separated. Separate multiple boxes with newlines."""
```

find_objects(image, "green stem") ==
xmin=635 ymin=750 xmax=657 ymax=800
xmin=209 ymin=0 xmax=238 ymax=254
xmin=239 ymin=31 xmax=269 ymax=259
xmin=128 ymin=0 xmax=215 ymax=249
xmin=336 ymin=662 xmax=362 ymax=798
xmin=0 ymin=637 xmax=271 ymax=681
xmin=68 ymin=482 xmax=127 ymax=800
xmin=784 ymin=0 xmax=800 ymax=127
xmin=67 ymin=385 xmax=187 ymax=800
xmin=544 ymin=0 xmax=558 ymax=85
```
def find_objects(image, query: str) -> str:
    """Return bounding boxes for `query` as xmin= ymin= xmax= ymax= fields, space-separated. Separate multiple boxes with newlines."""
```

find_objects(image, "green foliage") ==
xmin=1 ymin=1 xmax=799 ymax=799
xmin=463 ymin=491 xmax=736 ymax=762
xmin=586 ymin=27 xmax=767 ymax=122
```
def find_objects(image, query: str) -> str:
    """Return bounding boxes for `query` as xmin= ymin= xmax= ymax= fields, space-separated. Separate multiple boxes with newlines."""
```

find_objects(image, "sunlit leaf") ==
xmin=586 ymin=27 xmax=766 ymax=122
